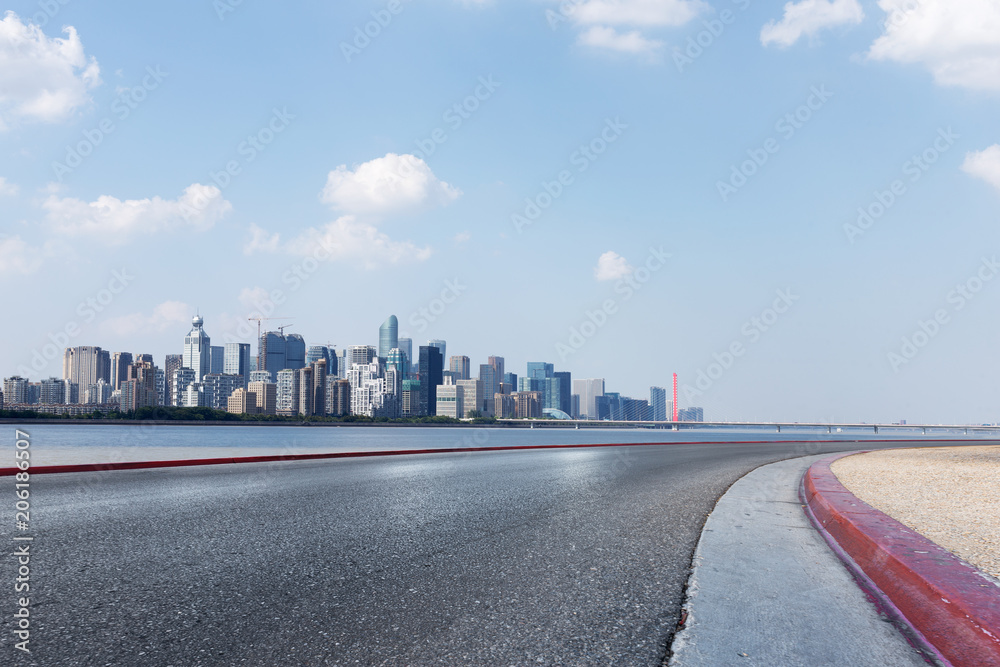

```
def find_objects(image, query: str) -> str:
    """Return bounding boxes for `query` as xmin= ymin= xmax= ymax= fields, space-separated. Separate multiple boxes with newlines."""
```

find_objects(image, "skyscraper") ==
xmin=63 ymin=346 xmax=111 ymax=391
xmin=379 ymin=315 xmax=399 ymax=360
xmin=259 ymin=331 xmax=286 ymax=375
xmin=306 ymin=345 xmax=334 ymax=372
xmin=427 ymin=339 xmax=446 ymax=364
xmin=418 ymin=345 xmax=443 ymax=416
xmin=347 ymin=345 xmax=377 ymax=369
xmin=449 ymin=355 xmax=471 ymax=380
xmin=386 ymin=348 xmax=409 ymax=380
xmin=571 ymin=378 xmax=605 ymax=420
xmin=224 ymin=343 xmax=252 ymax=383
xmin=397 ymin=338 xmax=413 ymax=376
xmin=650 ymin=386 xmax=668 ymax=422
xmin=553 ymin=371 xmax=572 ymax=415
xmin=285 ymin=334 xmax=306 ymax=370
xmin=183 ymin=316 xmax=212 ymax=381
xmin=164 ymin=354 xmax=182 ymax=404
xmin=111 ymin=352 xmax=134 ymax=391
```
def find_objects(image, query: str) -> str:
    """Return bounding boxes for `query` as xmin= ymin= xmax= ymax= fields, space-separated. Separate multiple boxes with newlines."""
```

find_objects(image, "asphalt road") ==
xmin=0 ymin=438 xmax=984 ymax=666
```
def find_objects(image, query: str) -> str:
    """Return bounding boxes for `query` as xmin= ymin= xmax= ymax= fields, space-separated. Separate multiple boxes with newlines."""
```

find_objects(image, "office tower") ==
xmin=387 ymin=348 xmax=409 ymax=380
xmin=488 ymin=356 xmax=504 ymax=383
xmin=457 ymin=379 xmax=481 ymax=417
xmin=39 ymin=378 xmax=65 ymax=404
xmin=571 ymin=393 xmax=580 ymax=419
xmin=285 ymin=334 xmax=306 ymax=370
xmin=503 ymin=372 xmax=518 ymax=390
xmin=227 ymin=388 xmax=257 ymax=415
xmin=164 ymin=354 xmax=182 ymax=405
xmin=209 ymin=346 xmax=225 ymax=374
xmin=526 ymin=362 xmax=553 ymax=381
xmin=201 ymin=373 xmax=246 ymax=411
xmin=518 ymin=376 xmax=538 ymax=392
xmin=494 ymin=393 xmax=515 ymax=418
xmin=650 ymin=386 xmax=667 ymax=422
xmin=427 ymin=339 xmax=446 ymax=364
xmin=276 ymin=369 xmax=300 ymax=416
xmin=513 ymin=391 xmax=542 ymax=419
xmin=300 ymin=363 xmax=316 ymax=415
xmin=306 ymin=345 xmax=335 ymax=373
xmin=379 ymin=315 xmax=399 ymax=360
xmin=224 ymin=343 xmax=252 ymax=383
xmin=397 ymin=338 xmax=413 ymax=377
xmin=247 ymin=381 xmax=276 ymax=415
xmin=553 ymin=371 xmax=571 ymax=414
xmin=327 ymin=379 xmax=351 ymax=416
xmin=259 ymin=331 xmax=286 ymax=374
xmin=336 ymin=349 xmax=348 ymax=379
xmin=449 ymin=355 xmax=471 ymax=380
xmin=121 ymin=360 xmax=158 ymax=411
xmin=250 ymin=370 xmax=273 ymax=383
xmin=347 ymin=345 xmax=377 ymax=370
xmin=571 ymin=378 xmax=605 ymax=420
xmin=542 ymin=377 xmax=563 ymax=412
xmin=110 ymin=352 xmax=134 ymax=391
xmin=418 ymin=346 xmax=443 ymax=416
xmin=183 ymin=316 xmax=212 ymax=381
xmin=63 ymin=346 xmax=111 ymax=391
xmin=435 ymin=379 xmax=464 ymax=418
xmin=679 ymin=407 xmax=704 ymax=422
xmin=400 ymin=379 xmax=419 ymax=416
xmin=171 ymin=367 xmax=197 ymax=407
xmin=478 ymin=364 xmax=497 ymax=416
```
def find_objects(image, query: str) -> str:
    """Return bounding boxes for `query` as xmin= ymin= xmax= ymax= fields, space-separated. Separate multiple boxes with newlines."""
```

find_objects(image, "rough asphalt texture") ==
xmin=669 ymin=455 xmax=929 ymax=667
xmin=833 ymin=445 xmax=1000 ymax=580
xmin=0 ymin=439 xmax=984 ymax=666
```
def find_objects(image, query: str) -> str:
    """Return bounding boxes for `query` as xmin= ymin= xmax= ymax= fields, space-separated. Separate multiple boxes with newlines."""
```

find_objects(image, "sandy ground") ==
xmin=832 ymin=446 xmax=1000 ymax=580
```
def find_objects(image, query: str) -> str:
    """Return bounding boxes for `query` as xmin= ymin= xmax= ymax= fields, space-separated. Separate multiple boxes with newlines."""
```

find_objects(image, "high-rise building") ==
xmin=308 ymin=359 xmax=328 ymax=416
xmin=164 ymin=354 xmax=182 ymax=405
xmin=63 ymin=346 xmax=111 ymax=392
xmin=679 ymin=407 xmax=704 ymax=422
xmin=553 ymin=371 xmax=572 ymax=415
xmin=348 ymin=360 xmax=396 ymax=418
xmin=503 ymin=372 xmax=518 ymax=391
xmin=435 ymin=379 xmax=464 ymax=418
xmin=249 ymin=370 xmax=273 ymax=384
xmin=155 ymin=368 xmax=165 ymax=406
xmin=478 ymin=364 xmax=497 ymax=416
xmin=494 ymin=393 xmax=516 ymax=418
xmin=4 ymin=376 xmax=28 ymax=405
xmin=224 ymin=343 xmax=252 ymax=383
xmin=227 ymin=388 xmax=258 ymax=415
xmin=513 ymin=391 xmax=542 ymax=419
xmin=400 ymin=379 xmax=420 ymax=417
xmin=84 ymin=379 xmax=112 ymax=405
xmin=209 ymin=346 xmax=225 ymax=374
xmin=171 ymin=367 xmax=197 ymax=407
xmin=449 ymin=355 xmax=471 ymax=380
xmin=247 ymin=381 xmax=276 ymax=415
xmin=183 ymin=316 xmax=212 ymax=381
xmin=306 ymin=346 xmax=335 ymax=373
xmin=571 ymin=378 xmax=605 ymax=420
xmin=182 ymin=383 xmax=205 ymax=408
xmin=427 ymin=339 xmax=446 ymax=364
xmin=379 ymin=315 xmax=399 ymax=360
xmin=418 ymin=346 xmax=443 ymax=416
xmin=386 ymin=348 xmax=409 ymax=380
xmin=526 ymin=362 xmax=553 ymax=381
xmin=650 ymin=386 xmax=668 ymax=422
xmin=201 ymin=373 xmax=246 ymax=411
xmin=121 ymin=360 xmax=158 ymax=411
xmin=457 ymin=379 xmax=481 ymax=417
xmin=285 ymin=334 xmax=306 ymax=370
xmin=277 ymin=369 xmax=300 ymax=416
xmin=301 ymin=363 xmax=319 ymax=415
xmin=397 ymin=338 xmax=413 ymax=377
xmin=110 ymin=352 xmax=134 ymax=391
xmin=347 ymin=345 xmax=377 ymax=370
xmin=259 ymin=331 xmax=286 ymax=374
xmin=40 ymin=378 xmax=65 ymax=404
xmin=327 ymin=379 xmax=351 ymax=416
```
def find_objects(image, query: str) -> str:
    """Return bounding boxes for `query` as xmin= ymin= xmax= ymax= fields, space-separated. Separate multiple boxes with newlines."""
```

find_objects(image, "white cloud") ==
xmin=454 ymin=231 xmax=472 ymax=243
xmin=0 ymin=12 xmax=101 ymax=129
xmin=760 ymin=0 xmax=864 ymax=48
xmin=43 ymin=183 xmax=232 ymax=242
xmin=594 ymin=250 xmax=635 ymax=281
xmin=578 ymin=26 xmax=663 ymax=57
xmin=0 ymin=235 xmax=43 ymax=274
xmin=100 ymin=301 xmax=191 ymax=336
xmin=868 ymin=0 xmax=1000 ymax=91
xmin=0 ymin=177 xmax=17 ymax=196
xmin=572 ymin=0 xmax=707 ymax=28
xmin=285 ymin=215 xmax=432 ymax=269
xmin=320 ymin=153 xmax=460 ymax=215
xmin=962 ymin=145 xmax=1000 ymax=191
xmin=238 ymin=287 xmax=272 ymax=310
xmin=243 ymin=224 xmax=281 ymax=255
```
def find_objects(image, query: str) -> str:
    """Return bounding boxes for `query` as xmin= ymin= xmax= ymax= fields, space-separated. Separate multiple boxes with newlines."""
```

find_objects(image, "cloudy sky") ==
xmin=1 ymin=0 xmax=998 ymax=423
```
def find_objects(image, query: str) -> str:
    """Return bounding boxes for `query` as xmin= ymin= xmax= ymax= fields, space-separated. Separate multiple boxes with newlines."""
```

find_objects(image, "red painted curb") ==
xmin=803 ymin=453 xmax=1000 ymax=667
xmin=0 ymin=437 xmax=989 ymax=477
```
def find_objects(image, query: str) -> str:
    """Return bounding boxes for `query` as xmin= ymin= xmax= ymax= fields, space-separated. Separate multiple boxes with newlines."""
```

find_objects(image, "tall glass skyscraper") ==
xmin=224 ymin=343 xmax=252 ymax=383
xmin=427 ymin=339 xmax=446 ymax=364
xmin=183 ymin=316 xmax=211 ymax=381
xmin=379 ymin=315 xmax=398 ymax=360
xmin=418 ymin=346 xmax=443 ymax=416
xmin=285 ymin=334 xmax=306 ymax=369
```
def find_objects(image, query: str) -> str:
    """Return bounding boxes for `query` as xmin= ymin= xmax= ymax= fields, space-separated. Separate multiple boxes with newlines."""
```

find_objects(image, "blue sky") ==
xmin=1 ymin=0 xmax=999 ymax=423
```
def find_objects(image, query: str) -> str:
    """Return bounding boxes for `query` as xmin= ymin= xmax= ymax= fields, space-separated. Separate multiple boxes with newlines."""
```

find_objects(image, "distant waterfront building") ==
xmin=259 ymin=331 xmax=286 ymax=374
xmin=276 ymin=369 xmax=300 ymax=416
xmin=327 ymin=379 xmax=351 ymax=416
xmin=435 ymin=378 xmax=464 ymax=418
xmin=553 ymin=371 xmax=572 ymax=415
xmin=182 ymin=382 xmax=204 ymax=408
xmin=64 ymin=382 xmax=79 ymax=405
xmin=348 ymin=360 xmax=389 ymax=418
xmin=121 ymin=360 xmax=158 ymax=411
xmin=209 ymin=346 xmax=225 ymax=374
xmin=285 ymin=334 xmax=306 ymax=370
xmin=679 ymin=407 xmax=704 ymax=422
xmin=650 ymin=387 xmax=668 ymax=422
xmin=111 ymin=352 xmax=134 ymax=391
xmin=164 ymin=354 xmax=182 ymax=406
xmin=247 ymin=381 xmax=277 ymax=415
xmin=400 ymin=379 xmax=420 ymax=417
xmin=227 ymin=388 xmax=257 ymax=415
xmin=457 ymin=379 xmax=481 ymax=417
xmin=40 ymin=378 xmax=65 ymax=405
xmin=449 ymin=355 xmax=471 ymax=381
xmin=155 ymin=368 xmax=165 ymax=406
xmin=347 ymin=345 xmax=377 ymax=369
xmin=494 ymin=392 xmax=515 ymax=419
xmin=224 ymin=343 xmax=252 ymax=383
xmin=503 ymin=372 xmax=518 ymax=391
xmin=397 ymin=338 xmax=413 ymax=377
xmin=250 ymin=370 xmax=273 ymax=384
xmin=306 ymin=345 xmax=335 ymax=375
xmin=427 ymin=339 xmax=446 ymax=365
xmin=6 ymin=376 xmax=29 ymax=405
xmin=63 ymin=346 xmax=111 ymax=392
xmin=171 ymin=368 xmax=197 ymax=407
xmin=183 ymin=316 xmax=212 ymax=381
xmin=418 ymin=346 xmax=443 ymax=416
xmin=513 ymin=391 xmax=542 ymax=419
xmin=379 ymin=315 xmax=399 ymax=360
xmin=572 ymin=378 xmax=605 ymax=420
xmin=84 ymin=379 xmax=112 ymax=405
xmin=202 ymin=373 xmax=246 ymax=411
xmin=386 ymin=348 xmax=409 ymax=381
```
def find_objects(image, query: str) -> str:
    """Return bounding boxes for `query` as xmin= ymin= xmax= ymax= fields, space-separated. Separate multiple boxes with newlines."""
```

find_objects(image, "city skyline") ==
xmin=1 ymin=2 xmax=999 ymax=423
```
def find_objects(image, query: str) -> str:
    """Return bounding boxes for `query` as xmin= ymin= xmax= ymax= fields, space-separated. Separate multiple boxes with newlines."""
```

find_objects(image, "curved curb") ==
xmin=802 ymin=452 xmax=1000 ymax=667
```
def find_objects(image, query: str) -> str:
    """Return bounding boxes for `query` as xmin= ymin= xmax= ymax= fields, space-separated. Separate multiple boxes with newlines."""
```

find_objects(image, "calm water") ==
xmin=2 ymin=423 xmax=986 ymax=466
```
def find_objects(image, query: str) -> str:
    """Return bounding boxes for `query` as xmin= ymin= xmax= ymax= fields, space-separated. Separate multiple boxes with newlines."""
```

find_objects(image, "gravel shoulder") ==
xmin=831 ymin=446 xmax=1000 ymax=580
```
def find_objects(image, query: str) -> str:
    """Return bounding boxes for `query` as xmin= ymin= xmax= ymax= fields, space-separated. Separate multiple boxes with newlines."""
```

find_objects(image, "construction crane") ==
xmin=247 ymin=317 xmax=293 ymax=343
